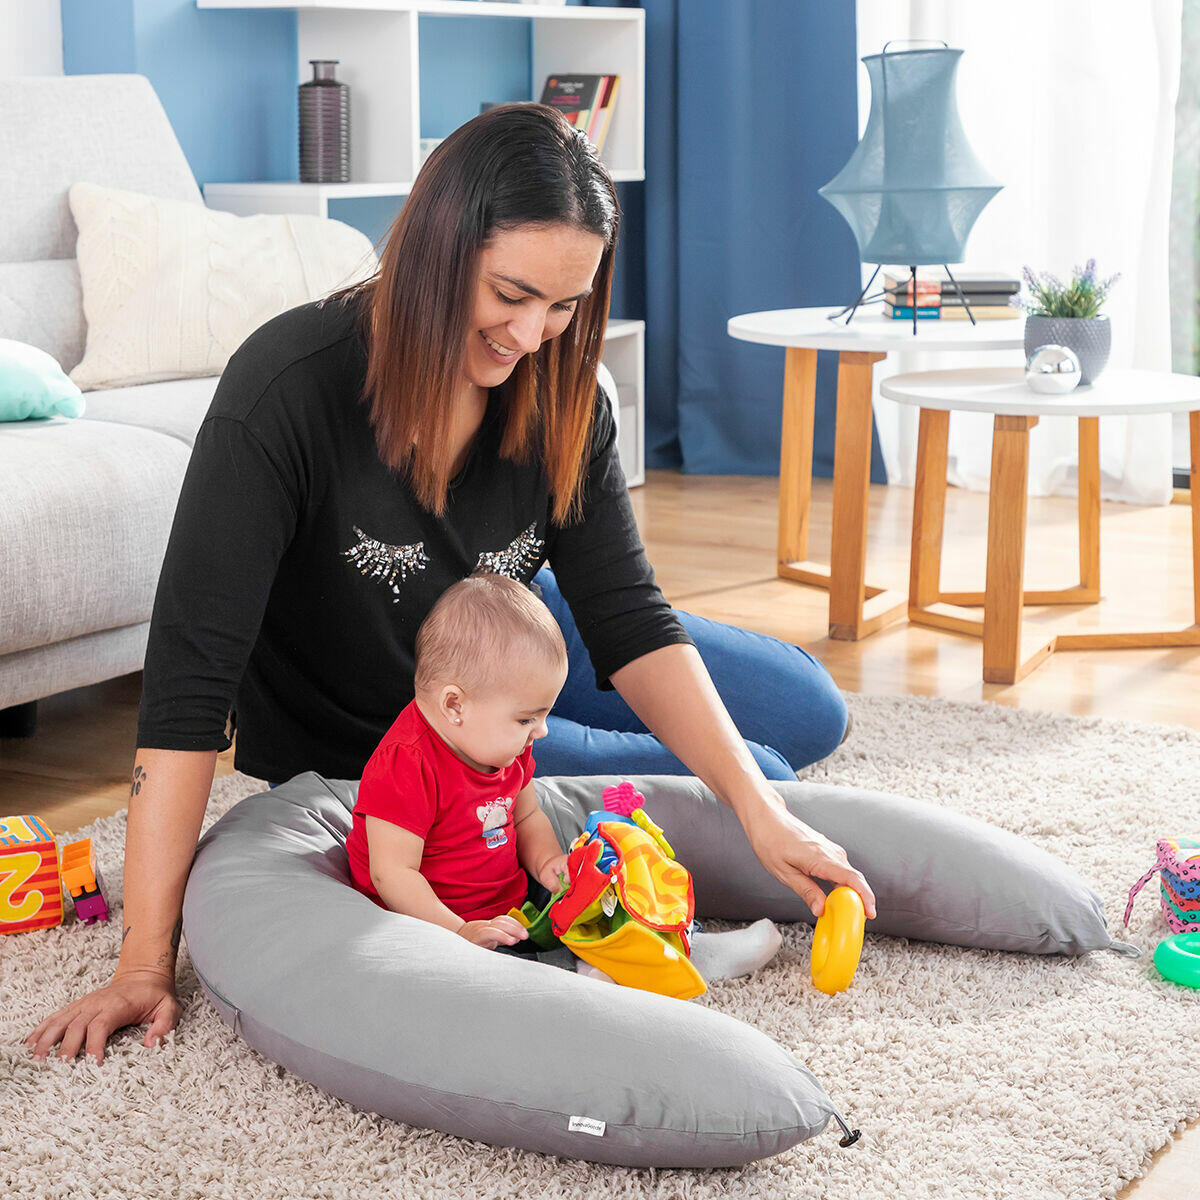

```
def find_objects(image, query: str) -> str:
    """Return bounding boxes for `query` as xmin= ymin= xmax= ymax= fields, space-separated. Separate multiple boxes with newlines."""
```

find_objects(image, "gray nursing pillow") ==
xmin=182 ymin=772 xmax=1128 ymax=1169
xmin=540 ymin=775 xmax=1132 ymax=957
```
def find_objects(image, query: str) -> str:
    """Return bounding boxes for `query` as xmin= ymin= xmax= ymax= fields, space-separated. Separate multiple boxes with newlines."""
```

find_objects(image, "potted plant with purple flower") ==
xmin=1016 ymin=259 xmax=1120 ymax=385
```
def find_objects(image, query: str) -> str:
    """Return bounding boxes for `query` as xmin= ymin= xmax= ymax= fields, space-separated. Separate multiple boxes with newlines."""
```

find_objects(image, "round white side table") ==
xmin=879 ymin=366 xmax=1200 ymax=684
xmin=727 ymin=307 xmax=1024 ymax=640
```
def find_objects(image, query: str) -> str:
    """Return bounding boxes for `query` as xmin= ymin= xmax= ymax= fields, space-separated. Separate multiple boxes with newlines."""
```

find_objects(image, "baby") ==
xmin=346 ymin=572 xmax=568 ymax=953
xmin=347 ymin=570 xmax=784 ymax=981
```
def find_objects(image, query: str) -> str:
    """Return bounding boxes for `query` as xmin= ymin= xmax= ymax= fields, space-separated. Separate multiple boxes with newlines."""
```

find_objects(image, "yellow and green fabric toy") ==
xmin=508 ymin=781 xmax=706 ymax=1000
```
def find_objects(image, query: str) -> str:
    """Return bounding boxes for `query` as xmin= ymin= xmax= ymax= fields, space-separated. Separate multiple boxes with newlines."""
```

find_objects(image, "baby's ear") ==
xmin=440 ymin=684 xmax=464 ymax=719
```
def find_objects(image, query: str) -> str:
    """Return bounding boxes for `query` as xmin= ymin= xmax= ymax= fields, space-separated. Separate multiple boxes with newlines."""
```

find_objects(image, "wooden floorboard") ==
xmin=1 ymin=471 xmax=1196 ymax=1196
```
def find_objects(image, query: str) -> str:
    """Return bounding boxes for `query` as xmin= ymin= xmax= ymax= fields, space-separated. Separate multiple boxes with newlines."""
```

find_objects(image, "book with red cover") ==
xmin=540 ymin=75 xmax=607 ymax=132
xmin=541 ymin=74 xmax=620 ymax=152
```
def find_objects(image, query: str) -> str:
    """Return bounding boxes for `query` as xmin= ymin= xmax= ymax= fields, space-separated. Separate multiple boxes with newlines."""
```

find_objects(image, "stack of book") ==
xmin=882 ymin=270 xmax=1021 ymax=320
xmin=539 ymin=74 xmax=621 ymax=153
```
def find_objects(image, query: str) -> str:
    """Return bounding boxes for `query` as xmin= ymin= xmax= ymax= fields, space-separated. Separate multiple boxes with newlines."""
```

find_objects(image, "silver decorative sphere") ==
xmin=1025 ymin=344 xmax=1082 ymax=394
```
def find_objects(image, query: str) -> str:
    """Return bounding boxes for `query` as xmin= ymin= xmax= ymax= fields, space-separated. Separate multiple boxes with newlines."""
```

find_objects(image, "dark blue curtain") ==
xmin=591 ymin=0 xmax=886 ymax=481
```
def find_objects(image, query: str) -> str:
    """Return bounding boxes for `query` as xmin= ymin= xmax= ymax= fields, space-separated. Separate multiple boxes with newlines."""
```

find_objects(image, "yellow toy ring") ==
xmin=811 ymin=886 xmax=866 ymax=995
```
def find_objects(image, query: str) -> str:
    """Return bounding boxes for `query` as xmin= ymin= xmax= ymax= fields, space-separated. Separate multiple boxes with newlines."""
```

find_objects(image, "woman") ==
xmin=25 ymin=104 xmax=874 ymax=1064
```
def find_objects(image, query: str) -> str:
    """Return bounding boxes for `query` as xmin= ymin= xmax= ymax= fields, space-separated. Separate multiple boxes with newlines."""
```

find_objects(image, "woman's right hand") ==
xmin=24 ymin=966 xmax=181 ymax=1064
xmin=457 ymin=914 xmax=529 ymax=950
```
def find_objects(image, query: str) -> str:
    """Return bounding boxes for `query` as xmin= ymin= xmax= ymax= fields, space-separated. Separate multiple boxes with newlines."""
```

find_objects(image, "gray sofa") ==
xmin=0 ymin=75 xmax=220 ymax=732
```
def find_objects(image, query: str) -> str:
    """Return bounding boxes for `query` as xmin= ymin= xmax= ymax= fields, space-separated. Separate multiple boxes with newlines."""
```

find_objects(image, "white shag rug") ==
xmin=3 ymin=694 xmax=1199 ymax=1200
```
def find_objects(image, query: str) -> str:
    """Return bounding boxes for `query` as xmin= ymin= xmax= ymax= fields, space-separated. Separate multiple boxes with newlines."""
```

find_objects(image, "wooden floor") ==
xmin=2 ymin=471 xmax=1197 ymax=1196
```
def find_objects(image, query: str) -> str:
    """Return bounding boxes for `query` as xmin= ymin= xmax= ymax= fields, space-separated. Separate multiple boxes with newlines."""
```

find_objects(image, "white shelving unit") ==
xmin=199 ymin=0 xmax=647 ymax=484
xmin=602 ymin=319 xmax=645 ymax=487
xmin=199 ymin=0 xmax=644 ymax=197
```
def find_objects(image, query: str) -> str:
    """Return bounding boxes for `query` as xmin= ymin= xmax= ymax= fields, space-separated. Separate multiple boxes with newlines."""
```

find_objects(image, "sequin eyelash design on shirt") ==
xmin=474 ymin=523 xmax=545 ymax=580
xmin=342 ymin=526 xmax=431 ymax=602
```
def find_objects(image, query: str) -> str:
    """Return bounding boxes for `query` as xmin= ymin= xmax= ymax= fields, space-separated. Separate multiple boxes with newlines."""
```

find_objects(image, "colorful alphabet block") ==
xmin=61 ymin=838 xmax=110 ymax=925
xmin=0 ymin=815 xmax=64 ymax=935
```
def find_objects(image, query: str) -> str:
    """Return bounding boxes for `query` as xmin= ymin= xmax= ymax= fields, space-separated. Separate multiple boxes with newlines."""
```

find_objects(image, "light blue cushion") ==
xmin=0 ymin=338 xmax=85 ymax=421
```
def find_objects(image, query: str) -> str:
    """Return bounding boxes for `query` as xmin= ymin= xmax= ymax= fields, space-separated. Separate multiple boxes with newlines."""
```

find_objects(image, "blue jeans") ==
xmin=532 ymin=567 xmax=846 ymax=782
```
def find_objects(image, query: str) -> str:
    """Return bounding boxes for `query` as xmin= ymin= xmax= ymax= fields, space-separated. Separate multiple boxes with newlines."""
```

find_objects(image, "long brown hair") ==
xmin=344 ymin=104 xmax=620 ymax=525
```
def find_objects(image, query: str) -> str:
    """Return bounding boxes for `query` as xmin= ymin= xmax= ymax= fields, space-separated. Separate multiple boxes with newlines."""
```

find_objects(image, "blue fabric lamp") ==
xmin=819 ymin=43 xmax=1001 ymax=329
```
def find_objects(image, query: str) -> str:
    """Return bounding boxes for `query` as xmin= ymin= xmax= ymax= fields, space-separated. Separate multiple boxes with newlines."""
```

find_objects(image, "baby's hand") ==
xmin=537 ymin=853 xmax=570 ymax=894
xmin=458 ymin=915 xmax=529 ymax=950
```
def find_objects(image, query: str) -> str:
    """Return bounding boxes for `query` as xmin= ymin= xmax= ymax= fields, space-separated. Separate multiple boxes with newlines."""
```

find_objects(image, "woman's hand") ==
xmin=739 ymin=797 xmax=877 ymax=921
xmin=24 ymin=966 xmax=181 ymax=1064
xmin=457 ymin=914 xmax=529 ymax=950
xmin=535 ymin=853 xmax=570 ymax=895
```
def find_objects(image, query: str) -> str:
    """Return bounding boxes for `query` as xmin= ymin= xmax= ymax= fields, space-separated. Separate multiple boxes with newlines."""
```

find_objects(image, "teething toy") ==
xmin=1153 ymin=931 xmax=1200 ymax=989
xmin=810 ymin=886 xmax=865 ymax=995
xmin=509 ymin=780 xmax=705 ymax=999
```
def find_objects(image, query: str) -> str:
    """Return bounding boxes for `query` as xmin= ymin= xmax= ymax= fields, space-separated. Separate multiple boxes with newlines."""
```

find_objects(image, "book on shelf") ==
xmin=539 ymin=74 xmax=620 ymax=152
xmin=884 ymin=270 xmax=1020 ymax=299
xmin=883 ymin=277 xmax=941 ymax=304
xmin=589 ymin=74 xmax=620 ymax=153
xmin=937 ymin=305 xmax=1021 ymax=320
xmin=882 ymin=305 xmax=941 ymax=320
xmin=937 ymin=293 xmax=1019 ymax=308
xmin=883 ymin=303 xmax=1021 ymax=320
xmin=884 ymin=292 xmax=1019 ymax=309
xmin=884 ymin=288 xmax=941 ymax=307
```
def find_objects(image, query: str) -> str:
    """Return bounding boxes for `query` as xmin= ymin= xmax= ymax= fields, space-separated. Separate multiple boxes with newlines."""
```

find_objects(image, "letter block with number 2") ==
xmin=0 ymin=815 xmax=64 ymax=935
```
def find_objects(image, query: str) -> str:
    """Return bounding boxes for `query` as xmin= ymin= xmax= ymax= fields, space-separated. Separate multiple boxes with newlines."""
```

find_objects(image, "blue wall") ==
xmin=62 ymin=0 xmax=297 ymax=186
xmin=418 ymin=16 xmax=531 ymax=138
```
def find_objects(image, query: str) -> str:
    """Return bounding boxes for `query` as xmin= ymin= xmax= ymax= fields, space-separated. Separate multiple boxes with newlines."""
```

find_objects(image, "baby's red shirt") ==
xmin=346 ymin=700 xmax=534 ymax=922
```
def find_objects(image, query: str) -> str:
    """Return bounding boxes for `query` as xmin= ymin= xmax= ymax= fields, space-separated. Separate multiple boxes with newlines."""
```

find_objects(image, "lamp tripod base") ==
xmin=828 ymin=264 xmax=978 ymax=331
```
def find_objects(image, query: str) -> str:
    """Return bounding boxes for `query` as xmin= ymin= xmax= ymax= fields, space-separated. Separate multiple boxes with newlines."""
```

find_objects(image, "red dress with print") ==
xmin=346 ymin=700 xmax=534 ymax=922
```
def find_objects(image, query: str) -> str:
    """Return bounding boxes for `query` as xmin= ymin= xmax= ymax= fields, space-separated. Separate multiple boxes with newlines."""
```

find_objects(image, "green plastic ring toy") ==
xmin=1153 ymin=932 xmax=1200 ymax=988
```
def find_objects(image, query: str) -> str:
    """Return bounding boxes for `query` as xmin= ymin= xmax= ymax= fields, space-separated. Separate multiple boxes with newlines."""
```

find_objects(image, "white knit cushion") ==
xmin=67 ymin=182 xmax=378 ymax=391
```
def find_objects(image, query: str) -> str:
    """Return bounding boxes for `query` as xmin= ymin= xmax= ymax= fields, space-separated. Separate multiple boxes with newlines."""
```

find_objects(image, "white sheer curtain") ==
xmin=855 ymin=0 xmax=1182 ymax=505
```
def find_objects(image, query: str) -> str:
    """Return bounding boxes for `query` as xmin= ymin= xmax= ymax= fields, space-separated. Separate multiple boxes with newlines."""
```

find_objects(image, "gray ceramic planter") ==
xmin=1024 ymin=315 xmax=1111 ymax=385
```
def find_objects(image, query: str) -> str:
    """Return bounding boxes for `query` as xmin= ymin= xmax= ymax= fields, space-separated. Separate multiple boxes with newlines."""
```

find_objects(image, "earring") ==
xmin=454 ymin=718 xmax=462 ymax=725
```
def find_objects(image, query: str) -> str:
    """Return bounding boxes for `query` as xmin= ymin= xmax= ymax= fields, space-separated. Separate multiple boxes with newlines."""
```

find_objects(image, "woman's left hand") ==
xmin=738 ymin=797 xmax=877 ymax=921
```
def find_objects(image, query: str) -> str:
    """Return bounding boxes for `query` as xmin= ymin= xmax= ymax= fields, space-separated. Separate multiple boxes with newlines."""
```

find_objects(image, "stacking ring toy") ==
xmin=811 ymin=886 xmax=866 ymax=995
xmin=1153 ymin=932 xmax=1200 ymax=988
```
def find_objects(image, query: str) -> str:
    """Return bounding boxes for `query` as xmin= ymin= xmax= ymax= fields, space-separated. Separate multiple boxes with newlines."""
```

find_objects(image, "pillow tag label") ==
xmin=569 ymin=1115 xmax=606 ymax=1137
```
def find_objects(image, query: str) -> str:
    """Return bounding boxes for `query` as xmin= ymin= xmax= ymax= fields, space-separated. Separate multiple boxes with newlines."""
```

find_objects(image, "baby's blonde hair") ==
xmin=414 ymin=573 xmax=567 ymax=695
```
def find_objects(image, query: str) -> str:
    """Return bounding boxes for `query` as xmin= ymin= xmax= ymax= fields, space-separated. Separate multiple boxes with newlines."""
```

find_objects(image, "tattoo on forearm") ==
xmin=130 ymin=765 xmax=147 ymax=798
xmin=154 ymin=919 xmax=183 ymax=971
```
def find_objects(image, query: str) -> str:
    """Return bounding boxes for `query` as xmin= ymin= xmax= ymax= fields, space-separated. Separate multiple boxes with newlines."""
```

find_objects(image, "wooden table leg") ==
xmin=775 ymin=348 xmax=906 ymax=641
xmin=919 ymin=414 xmax=1103 ymax=612
xmin=1051 ymin=407 xmax=1200 ymax=653
xmin=1077 ymin=416 xmax=1100 ymax=598
xmin=983 ymin=415 xmax=1054 ymax=683
xmin=777 ymin=347 xmax=818 ymax=568
xmin=827 ymin=350 xmax=905 ymax=640
xmin=909 ymin=408 xmax=950 ymax=611
xmin=906 ymin=407 xmax=984 ymax=637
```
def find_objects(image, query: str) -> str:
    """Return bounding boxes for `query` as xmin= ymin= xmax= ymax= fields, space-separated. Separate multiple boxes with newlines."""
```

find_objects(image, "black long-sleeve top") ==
xmin=136 ymin=292 xmax=692 ymax=781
